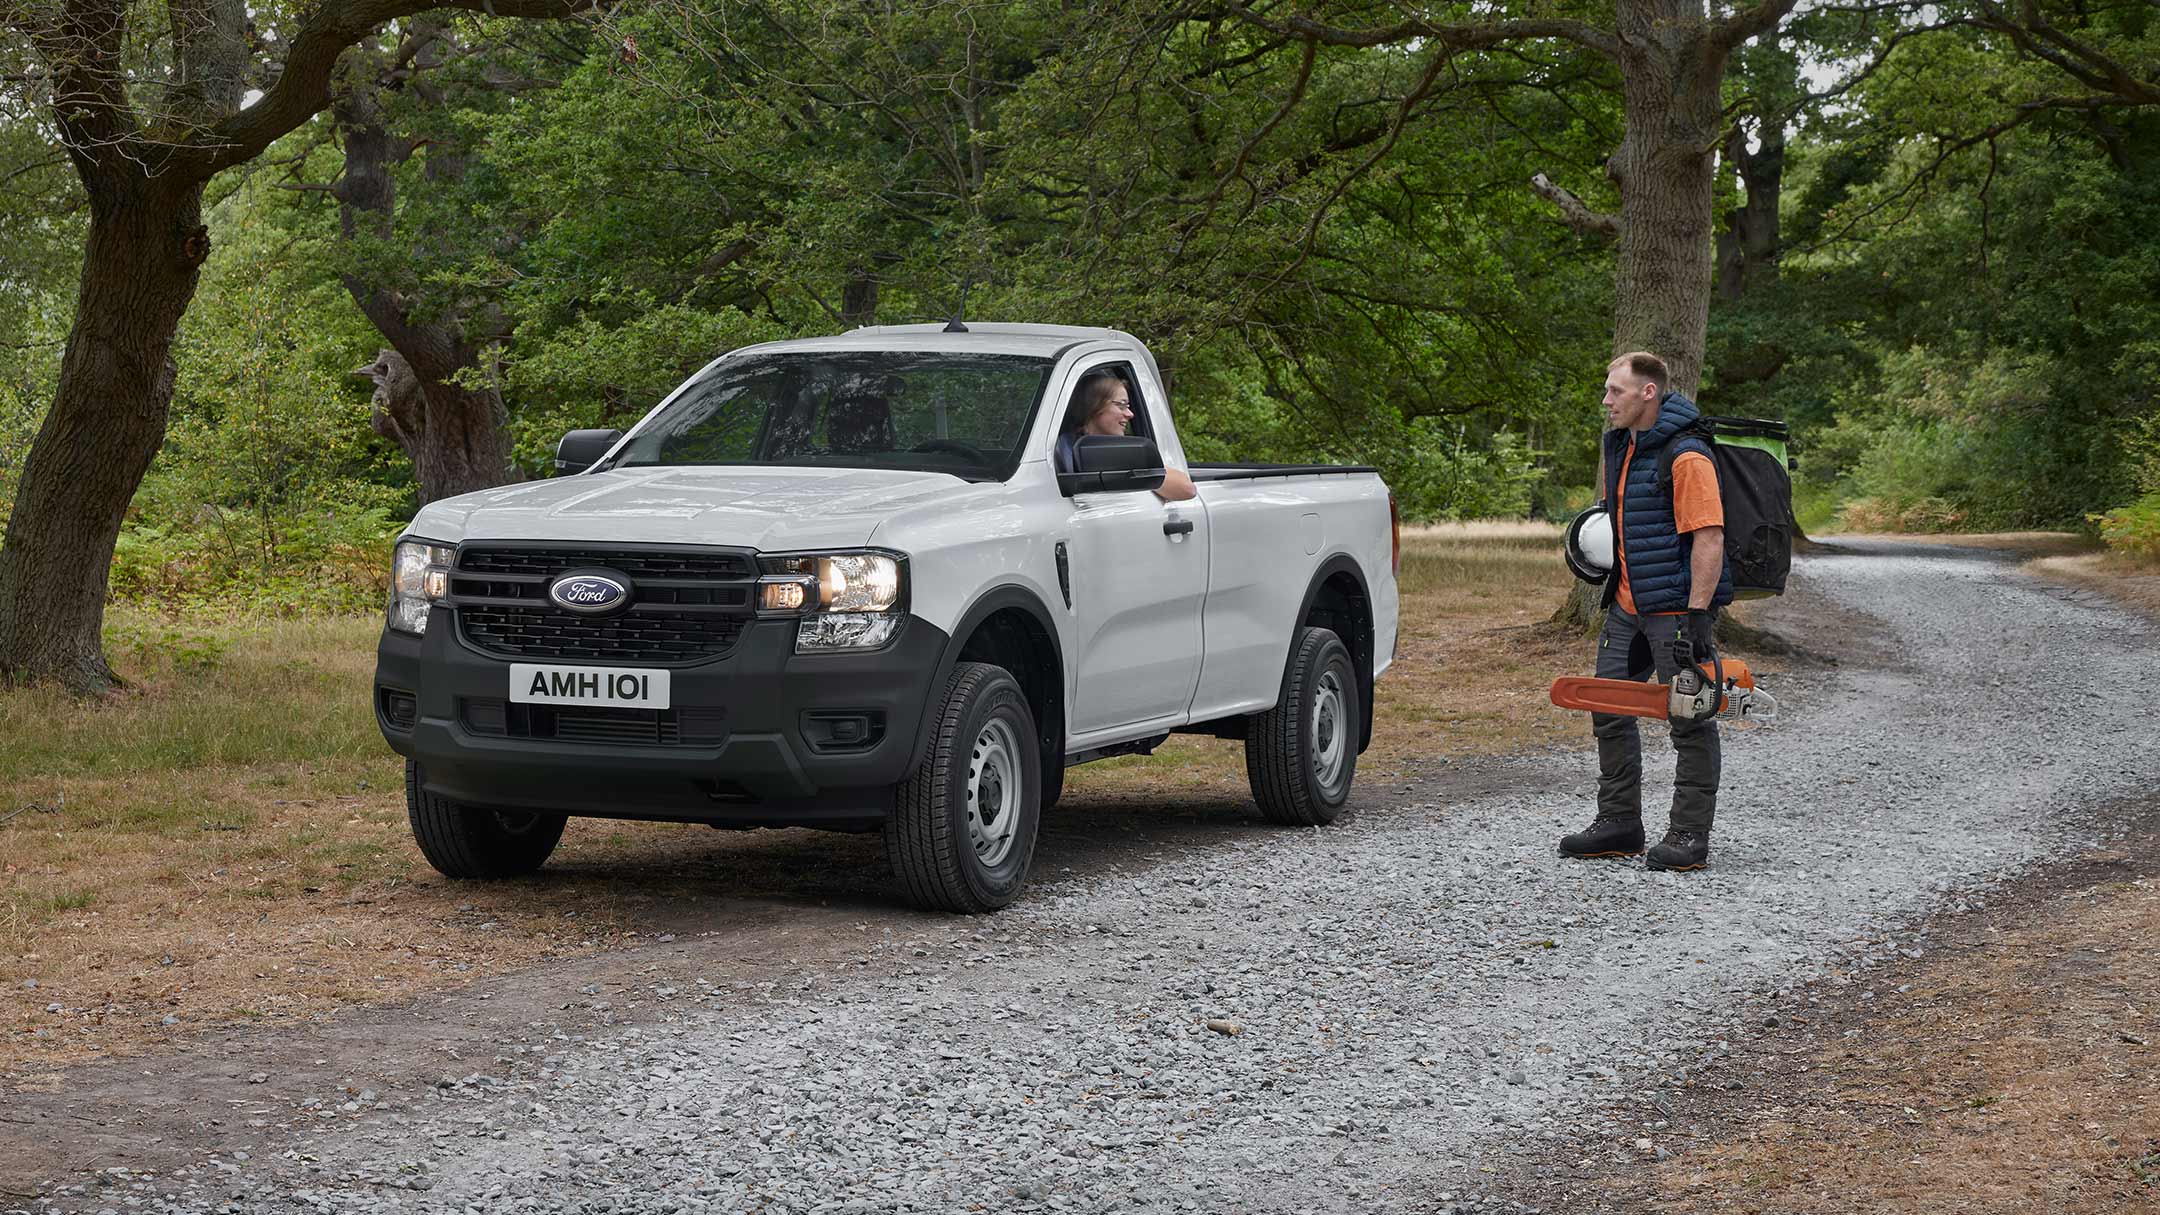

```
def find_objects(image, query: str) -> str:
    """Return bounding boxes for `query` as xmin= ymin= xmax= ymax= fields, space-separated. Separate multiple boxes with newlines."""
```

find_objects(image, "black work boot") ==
xmin=1559 ymin=814 xmax=1645 ymax=859
xmin=1645 ymin=829 xmax=1710 ymax=872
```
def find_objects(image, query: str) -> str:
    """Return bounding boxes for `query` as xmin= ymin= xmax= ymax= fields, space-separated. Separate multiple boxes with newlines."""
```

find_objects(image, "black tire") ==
xmin=885 ymin=662 xmax=1042 ymax=913
xmin=405 ymin=760 xmax=566 ymax=879
xmin=1246 ymin=626 xmax=1360 ymax=825
xmin=1040 ymin=746 xmax=1066 ymax=812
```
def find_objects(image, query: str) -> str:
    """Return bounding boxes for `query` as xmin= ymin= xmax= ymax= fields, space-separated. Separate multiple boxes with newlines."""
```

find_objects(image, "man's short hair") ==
xmin=1609 ymin=351 xmax=1668 ymax=391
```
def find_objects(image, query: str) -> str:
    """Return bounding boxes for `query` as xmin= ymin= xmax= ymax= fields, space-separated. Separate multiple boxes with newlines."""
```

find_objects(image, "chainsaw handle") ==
xmin=1670 ymin=635 xmax=1726 ymax=723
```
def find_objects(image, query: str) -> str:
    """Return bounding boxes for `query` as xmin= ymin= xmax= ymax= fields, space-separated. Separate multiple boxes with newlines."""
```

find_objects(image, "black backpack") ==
xmin=1657 ymin=415 xmax=1795 ymax=599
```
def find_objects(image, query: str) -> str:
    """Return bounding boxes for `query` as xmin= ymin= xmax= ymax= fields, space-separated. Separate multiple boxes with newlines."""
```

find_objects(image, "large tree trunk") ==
xmin=0 ymin=182 xmax=209 ymax=691
xmin=334 ymin=34 xmax=520 ymax=506
xmin=1714 ymin=118 xmax=1784 ymax=303
xmin=1606 ymin=1 xmax=1729 ymax=398
xmin=353 ymin=344 xmax=518 ymax=504
xmin=0 ymin=0 xmax=586 ymax=692
xmin=841 ymin=268 xmax=880 ymax=327
xmin=1550 ymin=1 xmax=1732 ymax=634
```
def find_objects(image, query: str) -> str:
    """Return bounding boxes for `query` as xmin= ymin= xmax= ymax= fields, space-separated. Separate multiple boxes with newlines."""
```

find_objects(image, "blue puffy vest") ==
xmin=1600 ymin=392 xmax=1734 ymax=614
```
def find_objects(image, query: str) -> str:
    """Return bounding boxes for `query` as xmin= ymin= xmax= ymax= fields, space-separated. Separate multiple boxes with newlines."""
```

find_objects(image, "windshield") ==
xmin=606 ymin=351 xmax=1055 ymax=481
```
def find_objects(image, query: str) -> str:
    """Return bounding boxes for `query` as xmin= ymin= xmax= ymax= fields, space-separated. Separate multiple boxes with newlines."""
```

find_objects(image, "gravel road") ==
xmin=11 ymin=538 xmax=2158 ymax=1215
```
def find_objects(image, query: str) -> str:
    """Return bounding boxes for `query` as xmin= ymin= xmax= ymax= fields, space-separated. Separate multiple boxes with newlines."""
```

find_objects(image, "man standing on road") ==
xmin=1561 ymin=352 xmax=1733 ymax=871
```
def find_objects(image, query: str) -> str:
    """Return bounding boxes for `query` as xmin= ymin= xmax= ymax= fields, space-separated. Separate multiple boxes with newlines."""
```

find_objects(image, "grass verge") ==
xmin=2026 ymin=550 xmax=2160 ymax=621
xmin=1606 ymin=840 xmax=2160 ymax=1214
xmin=5 ymin=524 xmax=1599 ymax=1080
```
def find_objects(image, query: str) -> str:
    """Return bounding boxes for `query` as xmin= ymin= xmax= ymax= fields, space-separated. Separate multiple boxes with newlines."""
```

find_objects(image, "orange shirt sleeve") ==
xmin=1670 ymin=451 xmax=1723 ymax=533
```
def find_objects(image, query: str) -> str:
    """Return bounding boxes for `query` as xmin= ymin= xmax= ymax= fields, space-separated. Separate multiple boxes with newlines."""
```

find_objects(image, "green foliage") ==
xmin=104 ymin=617 xmax=235 ymax=675
xmin=466 ymin=2 xmax=1616 ymax=498
xmin=23 ymin=0 xmax=2160 ymax=586
xmin=0 ymin=115 xmax=80 ymax=530
xmin=1738 ymin=71 xmax=2160 ymax=532
xmin=2127 ymin=412 xmax=2160 ymax=495
xmin=2095 ymin=494 xmax=2160 ymax=561
xmin=1384 ymin=425 xmax=1544 ymax=523
xmin=503 ymin=303 xmax=789 ymax=471
xmin=114 ymin=194 xmax=399 ymax=615
xmin=1803 ymin=346 xmax=2130 ymax=532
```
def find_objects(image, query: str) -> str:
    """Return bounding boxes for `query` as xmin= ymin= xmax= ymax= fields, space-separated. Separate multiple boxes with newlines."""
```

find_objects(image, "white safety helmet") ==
xmin=1563 ymin=505 xmax=1614 ymax=585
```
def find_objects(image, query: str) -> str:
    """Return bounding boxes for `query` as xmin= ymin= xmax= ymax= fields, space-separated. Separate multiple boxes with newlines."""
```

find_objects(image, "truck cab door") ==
xmin=1065 ymin=491 xmax=1208 ymax=735
xmin=1055 ymin=356 xmax=1207 ymax=736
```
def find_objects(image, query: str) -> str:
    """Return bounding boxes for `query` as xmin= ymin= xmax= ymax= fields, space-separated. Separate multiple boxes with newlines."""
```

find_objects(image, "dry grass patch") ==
xmin=2026 ymin=550 xmax=2160 ymax=622
xmin=1633 ymin=858 xmax=2160 ymax=1214
xmin=0 ymin=611 xmax=726 ymax=1081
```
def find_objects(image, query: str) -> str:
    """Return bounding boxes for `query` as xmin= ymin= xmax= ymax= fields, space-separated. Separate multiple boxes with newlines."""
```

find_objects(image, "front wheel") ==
xmin=405 ymin=760 xmax=566 ymax=879
xmin=1246 ymin=626 xmax=1360 ymax=825
xmin=885 ymin=662 xmax=1042 ymax=913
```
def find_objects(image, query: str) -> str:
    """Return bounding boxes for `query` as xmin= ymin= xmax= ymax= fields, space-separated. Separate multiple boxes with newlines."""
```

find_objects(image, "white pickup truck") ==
xmin=374 ymin=324 xmax=1399 ymax=910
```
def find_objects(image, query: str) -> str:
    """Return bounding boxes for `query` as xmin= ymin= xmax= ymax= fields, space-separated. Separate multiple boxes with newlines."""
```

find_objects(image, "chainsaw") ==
xmin=1549 ymin=641 xmax=1779 ymax=726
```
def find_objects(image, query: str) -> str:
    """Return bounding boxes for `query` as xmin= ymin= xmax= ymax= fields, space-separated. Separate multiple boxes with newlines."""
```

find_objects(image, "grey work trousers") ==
xmin=1592 ymin=605 xmax=1720 ymax=832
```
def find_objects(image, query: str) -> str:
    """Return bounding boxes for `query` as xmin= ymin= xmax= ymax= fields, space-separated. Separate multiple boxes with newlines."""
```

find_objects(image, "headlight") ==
xmin=389 ymin=539 xmax=456 ymax=635
xmin=757 ymin=550 xmax=906 ymax=652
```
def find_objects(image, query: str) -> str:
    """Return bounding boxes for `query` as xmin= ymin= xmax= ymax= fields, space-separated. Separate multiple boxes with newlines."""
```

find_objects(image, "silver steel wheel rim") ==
xmin=1311 ymin=670 xmax=1347 ymax=792
xmin=966 ymin=716 xmax=1022 ymax=868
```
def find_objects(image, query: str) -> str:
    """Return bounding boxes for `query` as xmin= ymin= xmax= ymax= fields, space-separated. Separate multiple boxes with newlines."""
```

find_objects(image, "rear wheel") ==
xmin=1246 ymin=626 xmax=1359 ymax=825
xmin=405 ymin=760 xmax=566 ymax=879
xmin=886 ymin=662 xmax=1042 ymax=912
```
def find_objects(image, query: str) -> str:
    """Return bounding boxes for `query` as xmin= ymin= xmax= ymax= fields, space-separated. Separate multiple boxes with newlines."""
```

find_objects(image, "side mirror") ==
xmin=555 ymin=428 xmax=624 ymax=475
xmin=1059 ymin=434 xmax=1167 ymax=496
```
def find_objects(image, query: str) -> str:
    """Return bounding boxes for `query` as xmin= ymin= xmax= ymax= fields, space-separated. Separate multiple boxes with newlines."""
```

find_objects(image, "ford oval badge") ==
xmin=549 ymin=573 xmax=629 ymax=614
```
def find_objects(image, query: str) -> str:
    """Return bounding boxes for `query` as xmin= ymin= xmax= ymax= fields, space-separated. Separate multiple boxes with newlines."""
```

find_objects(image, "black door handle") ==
xmin=1163 ymin=518 xmax=1194 ymax=537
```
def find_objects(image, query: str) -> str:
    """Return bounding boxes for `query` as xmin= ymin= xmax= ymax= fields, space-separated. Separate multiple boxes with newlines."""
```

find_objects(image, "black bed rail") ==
xmin=1188 ymin=462 xmax=1380 ymax=482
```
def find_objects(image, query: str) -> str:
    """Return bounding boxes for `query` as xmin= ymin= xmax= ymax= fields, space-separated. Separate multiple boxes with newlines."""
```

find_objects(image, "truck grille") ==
xmin=459 ymin=606 xmax=748 ymax=663
xmin=450 ymin=544 xmax=756 ymax=665
xmin=456 ymin=547 xmax=753 ymax=580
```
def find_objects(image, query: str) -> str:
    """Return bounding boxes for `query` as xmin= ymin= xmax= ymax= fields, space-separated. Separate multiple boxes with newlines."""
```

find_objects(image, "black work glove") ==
xmin=1684 ymin=608 xmax=1718 ymax=661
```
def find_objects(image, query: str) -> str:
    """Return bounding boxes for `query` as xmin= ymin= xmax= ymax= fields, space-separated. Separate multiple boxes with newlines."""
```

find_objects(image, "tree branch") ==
xmin=1529 ymin=172 xmax=1620 ymax=237
xmin=1222 ymin=2 xmax=1620 ymax=61
xmin=1712 ymin=0 xmax=1804 ymax=53
xmin=0 ymin=154 xmax=66 ymax=190
xmin=167 ymin=0 xmax=248 ymax=126
xmin=27 ymin=0 xmax=142 ymax=179
xmin=185 ymin=0 xmax=596 ymax=178
xmin=1176 ymin=37 xmax=1314 ymax=235
xmin=1975 ymin=0 xmax=2160 ymax=106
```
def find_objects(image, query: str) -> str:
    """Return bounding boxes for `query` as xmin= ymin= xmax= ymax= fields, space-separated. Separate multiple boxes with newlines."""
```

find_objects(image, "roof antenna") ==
xmin=943 ymin=277 xmax=970 ymax=333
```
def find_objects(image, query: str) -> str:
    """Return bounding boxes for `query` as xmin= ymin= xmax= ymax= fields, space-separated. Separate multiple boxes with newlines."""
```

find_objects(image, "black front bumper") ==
xmin=374 ymin=607 xmax=947 ymax=828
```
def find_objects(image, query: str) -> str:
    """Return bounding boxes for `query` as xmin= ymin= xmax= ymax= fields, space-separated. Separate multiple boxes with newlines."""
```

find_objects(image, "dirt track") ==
xmin=5 ymin=537 xmax=2156 ymax=1214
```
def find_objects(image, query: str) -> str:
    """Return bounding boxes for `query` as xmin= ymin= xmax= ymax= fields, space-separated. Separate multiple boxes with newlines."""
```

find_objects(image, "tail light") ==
xmin=1389 ymin=494 xmax=1400 ymax=575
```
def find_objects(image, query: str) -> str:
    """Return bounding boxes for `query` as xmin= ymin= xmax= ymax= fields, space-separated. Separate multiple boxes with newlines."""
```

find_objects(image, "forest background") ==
xmin=2 ymin=0 xmax=2157 ymax=651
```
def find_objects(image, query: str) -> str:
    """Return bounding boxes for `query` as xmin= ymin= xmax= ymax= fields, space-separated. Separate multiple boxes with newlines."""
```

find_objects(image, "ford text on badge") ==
xmin=510 ymin=663 xmax=671 ymax=709
xmin=548 ymin=574 xmax=628 ymax=613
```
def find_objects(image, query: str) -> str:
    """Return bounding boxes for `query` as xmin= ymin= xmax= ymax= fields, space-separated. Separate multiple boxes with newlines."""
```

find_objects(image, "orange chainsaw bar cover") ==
xmin=1548 ymin=659 xmax=1754 ymax=720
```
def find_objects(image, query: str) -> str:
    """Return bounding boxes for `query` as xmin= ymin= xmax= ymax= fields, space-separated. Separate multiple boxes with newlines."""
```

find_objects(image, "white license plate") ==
xmin=510 ymin=664 xmax=671 ymax=709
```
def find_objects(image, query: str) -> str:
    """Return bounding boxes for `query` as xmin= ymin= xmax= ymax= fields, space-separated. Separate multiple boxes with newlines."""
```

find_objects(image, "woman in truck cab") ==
xmin=1056 ymin=368 xmax=1198 ymax=501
